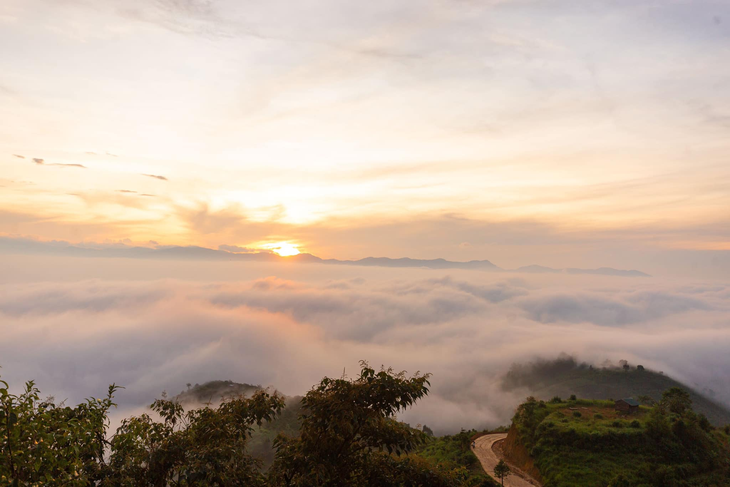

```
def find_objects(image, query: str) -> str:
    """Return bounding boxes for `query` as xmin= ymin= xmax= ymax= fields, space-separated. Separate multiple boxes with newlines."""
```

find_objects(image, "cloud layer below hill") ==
xmin=0 ymin=257 xmax=729 ymax=433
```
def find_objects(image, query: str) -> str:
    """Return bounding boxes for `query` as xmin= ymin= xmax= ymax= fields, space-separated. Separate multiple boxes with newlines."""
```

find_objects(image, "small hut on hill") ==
xmin=615 ymin=398 xmax=640 ymax=414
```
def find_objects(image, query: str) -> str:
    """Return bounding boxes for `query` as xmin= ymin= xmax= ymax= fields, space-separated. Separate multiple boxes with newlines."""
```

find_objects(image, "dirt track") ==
xmin=471 ymin=434 xmax=542 ymax=487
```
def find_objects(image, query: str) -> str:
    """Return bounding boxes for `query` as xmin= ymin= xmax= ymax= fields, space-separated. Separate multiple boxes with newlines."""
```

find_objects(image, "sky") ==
xmin=1 ymin=0 xmax=729 ymax=275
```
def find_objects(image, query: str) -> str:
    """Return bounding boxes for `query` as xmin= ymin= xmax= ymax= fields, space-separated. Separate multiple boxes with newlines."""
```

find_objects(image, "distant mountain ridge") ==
xmin=516 ymin=265 xmax=650 ymax=277
xmin=0 ymin=236 xmax=649 ymax=276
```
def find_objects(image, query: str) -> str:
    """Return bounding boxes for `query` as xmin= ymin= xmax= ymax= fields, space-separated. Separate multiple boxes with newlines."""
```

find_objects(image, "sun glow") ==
xmin=264 ymin=242 xmax=301 ymax=257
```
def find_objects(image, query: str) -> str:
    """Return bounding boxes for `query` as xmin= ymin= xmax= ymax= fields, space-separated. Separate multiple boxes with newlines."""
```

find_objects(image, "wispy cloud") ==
xmin=32 ymin=157 xmax=86 ymax=168
xmin=142 ymin=174 xmax=168 ymax=181
xmin=12 ymin=154 xmax=24 ymax=159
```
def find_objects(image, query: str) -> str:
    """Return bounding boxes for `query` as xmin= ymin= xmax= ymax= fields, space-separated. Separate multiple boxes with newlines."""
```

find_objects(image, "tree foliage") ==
xmin=1 ymin=377 xmax=118 ymax=485
xmin=1 ymin=363 xmax=488 ymax=486
xmin=268 ymin=361 xmax=463 ymax=486
xmin=660 ymin=387 xmax=692 ymax=417
xmin=106 ymin=390 xmax=285 ymax=486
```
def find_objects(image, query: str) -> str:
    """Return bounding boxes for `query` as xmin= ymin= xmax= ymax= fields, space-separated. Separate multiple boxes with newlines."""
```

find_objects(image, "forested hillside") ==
xmin=502 ymin=357 xmax=730 ymax=426
xmin=505 ymin=391 xmax=730 ymax=486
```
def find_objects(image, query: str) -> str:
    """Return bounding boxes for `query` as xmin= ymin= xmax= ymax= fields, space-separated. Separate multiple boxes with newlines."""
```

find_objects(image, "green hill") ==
xmin=505 ymin=395 xmax=730 ymax=486
xmin=502 ymin=357 xmax=730 ymax=426
xmin=174 ymin=379 xmax=263 ymax=404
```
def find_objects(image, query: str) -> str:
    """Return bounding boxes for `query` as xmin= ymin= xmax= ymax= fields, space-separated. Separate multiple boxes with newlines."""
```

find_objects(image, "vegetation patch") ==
xmin=508 ymin=389 xmax=730 ymax=486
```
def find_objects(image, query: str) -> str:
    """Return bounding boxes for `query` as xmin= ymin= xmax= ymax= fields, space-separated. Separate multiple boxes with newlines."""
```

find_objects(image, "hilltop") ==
xmin=174 ymin=380 xmax=263 ymax=404
xmin=502 ymin=393 xmax=730 ymax=486
xmin=501 ymin=357 xmax=730 ymax=426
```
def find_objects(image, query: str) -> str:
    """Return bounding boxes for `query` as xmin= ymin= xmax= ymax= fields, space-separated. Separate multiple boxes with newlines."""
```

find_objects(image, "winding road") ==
xmin=471 ymin=434 xmax=542 ymax=487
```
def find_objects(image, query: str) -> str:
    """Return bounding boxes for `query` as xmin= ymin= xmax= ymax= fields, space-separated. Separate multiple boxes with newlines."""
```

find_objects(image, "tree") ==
xmin=493 ymin=460 xmax=510 ymax=486
xmin=660 ymin=387 xmax=692 ymax=416
xmin=512 ymin=397 xmax=541 ymax=450
xmin=637 ymin=395 xmax=654 ymax=406
xmin=269 ymin=361 xmax=459 ymax=487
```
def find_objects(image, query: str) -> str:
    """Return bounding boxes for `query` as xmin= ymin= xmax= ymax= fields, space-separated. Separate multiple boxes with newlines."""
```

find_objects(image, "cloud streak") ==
xmin=32 ymin=157 xmax=86 ymax=168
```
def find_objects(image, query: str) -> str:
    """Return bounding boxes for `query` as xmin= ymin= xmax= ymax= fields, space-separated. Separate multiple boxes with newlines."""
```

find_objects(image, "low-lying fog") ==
xmin=2 ymin=255 xmax=729 ymax=434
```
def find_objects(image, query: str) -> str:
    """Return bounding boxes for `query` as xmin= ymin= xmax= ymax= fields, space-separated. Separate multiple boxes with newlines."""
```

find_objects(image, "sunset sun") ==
xmin=265 ymin=242 xmax=300 ymax=257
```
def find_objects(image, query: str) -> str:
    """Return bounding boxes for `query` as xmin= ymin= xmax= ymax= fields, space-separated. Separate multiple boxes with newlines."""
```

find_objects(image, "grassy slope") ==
xmin=507 ymin=398 xmax=730 ymax=486
xmin=502 ymin=357 xmax=730 ymax=426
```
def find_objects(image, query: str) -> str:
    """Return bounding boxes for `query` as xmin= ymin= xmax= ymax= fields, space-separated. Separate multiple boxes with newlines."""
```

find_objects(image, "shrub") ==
xmin=573 ymin=411 xmax=582 ymax=418
xmin=569 ymin=394 xmax=577 ymax=401
xmin=630 ymin=420 xmax=641 ymax=428
xmin=550 ymin=396 xmax=562 ymax=404
xmin=611 ymin=420 xmax=624 ymax=428
xmin=594 ymin=414 xmax=604 ymax=420
xmin=698 ymin=414 xmax=712 ymax=432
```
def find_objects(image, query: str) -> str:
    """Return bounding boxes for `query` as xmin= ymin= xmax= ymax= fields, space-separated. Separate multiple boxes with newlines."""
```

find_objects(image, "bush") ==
xmin=569 ymin=394 xmax=577 ymax=401
xmin=611 ymin=420 xmax=624 ymax=428
xmin=630 ymin=420 xmax=641 ymax=429
xmin=594 ymin=414 xmax=604 ymax=420
xmin=573 ymin=411 xmax=582 ymax=418
xmin=698 ymin=415 xmax=712 ymax=432
xmin=550 ymin=396 xmax=562 ymax=404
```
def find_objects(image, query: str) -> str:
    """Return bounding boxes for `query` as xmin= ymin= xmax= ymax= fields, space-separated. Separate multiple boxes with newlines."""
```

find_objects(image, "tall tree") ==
xmin=493 ymin=460 xmax=511 ymax=486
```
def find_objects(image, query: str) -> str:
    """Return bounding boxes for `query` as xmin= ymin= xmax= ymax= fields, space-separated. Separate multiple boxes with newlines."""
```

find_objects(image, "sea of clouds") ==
xmin=1 ymin=255 xmax=729 ymax=434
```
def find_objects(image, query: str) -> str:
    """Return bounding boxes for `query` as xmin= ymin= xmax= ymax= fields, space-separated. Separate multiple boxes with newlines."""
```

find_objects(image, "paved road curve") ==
xmin=471 ymin=434 xmax=542 ymax=487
